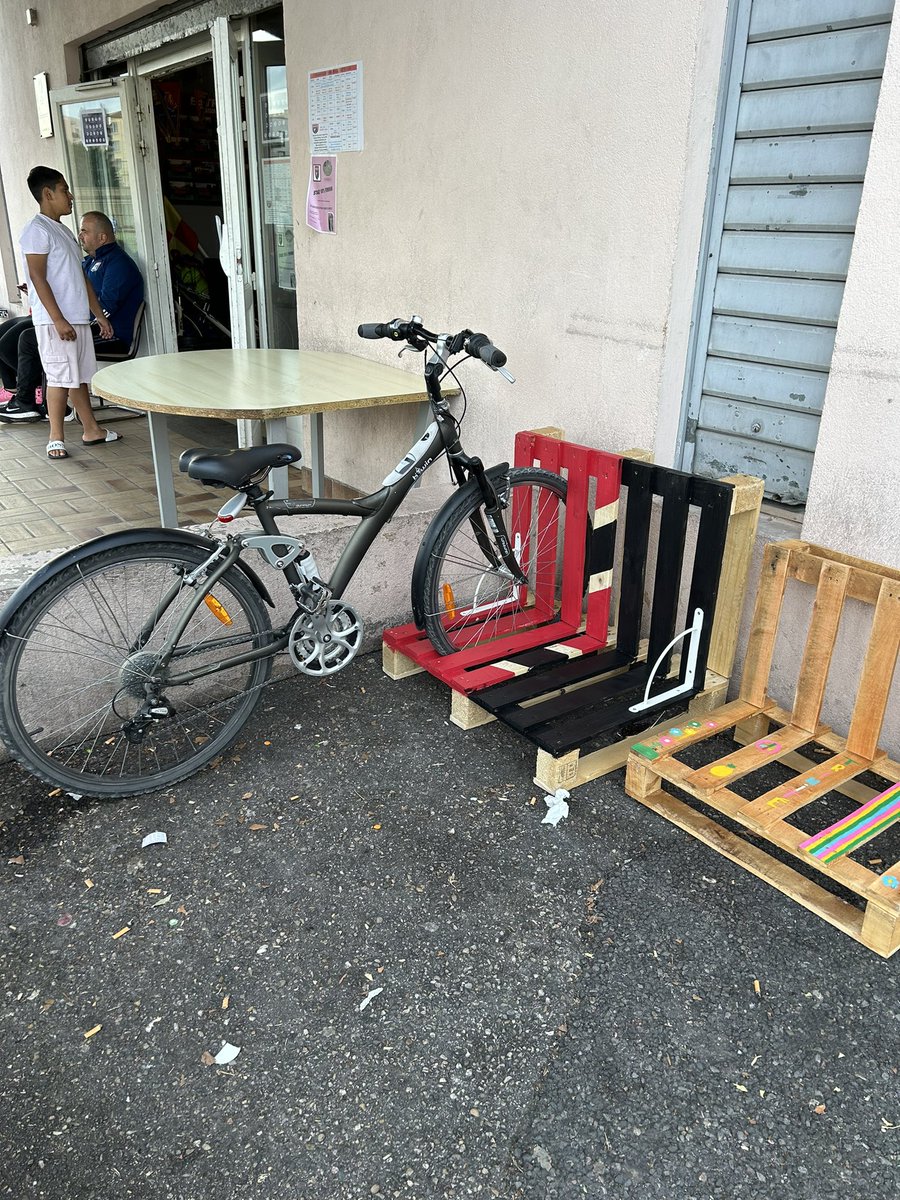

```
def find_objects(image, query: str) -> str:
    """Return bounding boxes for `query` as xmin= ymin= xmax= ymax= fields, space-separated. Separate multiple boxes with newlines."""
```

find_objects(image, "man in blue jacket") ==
xmin=78 ymin=211 xmax=144 ymax=354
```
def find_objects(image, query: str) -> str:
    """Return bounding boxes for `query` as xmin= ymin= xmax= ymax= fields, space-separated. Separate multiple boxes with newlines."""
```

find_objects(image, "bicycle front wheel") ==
xmin=421 ymin=467 xmax=570 ymax=655
xmin=0 ymin=541 xmax=274 ymax=797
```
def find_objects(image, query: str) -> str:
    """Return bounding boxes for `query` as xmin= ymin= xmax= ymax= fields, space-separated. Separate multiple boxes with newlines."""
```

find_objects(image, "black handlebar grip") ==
xmin=358 ymin=323 xmax=390 ymax=339
xmin=467 ymin=332 xmax=507 ymax=369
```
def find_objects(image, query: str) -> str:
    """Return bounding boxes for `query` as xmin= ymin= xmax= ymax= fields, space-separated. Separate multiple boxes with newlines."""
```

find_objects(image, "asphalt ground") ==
xmin=0 ymin=650 xmax=897 ymax=1199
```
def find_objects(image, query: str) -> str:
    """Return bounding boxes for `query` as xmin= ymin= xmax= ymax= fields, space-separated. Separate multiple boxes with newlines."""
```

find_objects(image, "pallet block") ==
xmin=384 ymin=430 xmax=762 ymax=792
xmin=625 ymin=540 xmax=900 ymax=957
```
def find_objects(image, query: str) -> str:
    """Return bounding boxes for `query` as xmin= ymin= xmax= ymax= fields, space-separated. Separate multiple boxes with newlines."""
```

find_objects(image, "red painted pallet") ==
xmin=382 ymin=430 xmax=623 ymax=694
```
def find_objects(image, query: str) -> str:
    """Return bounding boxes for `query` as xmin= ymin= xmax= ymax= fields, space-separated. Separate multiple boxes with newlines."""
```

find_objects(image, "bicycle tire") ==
xmin=0 ymin=540 xmax=274 ymax=797
xmin=420 ymin=466 xmax=570 ymax=655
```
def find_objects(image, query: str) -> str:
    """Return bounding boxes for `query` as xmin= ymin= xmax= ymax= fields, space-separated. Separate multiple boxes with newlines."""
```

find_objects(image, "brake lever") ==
xmin=496 ymin=366 xmax=516 ymax=384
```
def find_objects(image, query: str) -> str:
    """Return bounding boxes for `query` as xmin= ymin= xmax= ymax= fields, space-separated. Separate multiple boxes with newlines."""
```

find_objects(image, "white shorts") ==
xmin=36 ymin=324 xmax=97 ymax=389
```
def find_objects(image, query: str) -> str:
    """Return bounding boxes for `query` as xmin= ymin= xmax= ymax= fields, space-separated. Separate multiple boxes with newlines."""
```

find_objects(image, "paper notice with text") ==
xmin=308 ymin=62 xmax=363 ymax=153
xmin=307 ymin=156 xmax=337 ymax=234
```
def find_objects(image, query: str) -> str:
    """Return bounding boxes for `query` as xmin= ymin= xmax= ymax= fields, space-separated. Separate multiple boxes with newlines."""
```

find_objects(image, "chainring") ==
xmin=288 ymin=600 xmax=364 ymax=676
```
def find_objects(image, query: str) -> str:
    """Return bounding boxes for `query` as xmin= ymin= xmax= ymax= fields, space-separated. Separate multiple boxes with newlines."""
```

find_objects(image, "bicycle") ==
xmin=0 ymin=316 xmax=574 ymax=798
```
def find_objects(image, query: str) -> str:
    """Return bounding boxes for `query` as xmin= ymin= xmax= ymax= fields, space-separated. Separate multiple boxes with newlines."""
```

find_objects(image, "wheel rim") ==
xmin=428 ymin=477 xmax=567 ymax=653
xmin=2 ymin=548 xmax=270 ymax=793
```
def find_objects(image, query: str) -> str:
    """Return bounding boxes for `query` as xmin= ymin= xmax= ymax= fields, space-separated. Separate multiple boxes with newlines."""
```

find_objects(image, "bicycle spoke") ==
xmin=0 ymin=543 xmax=273 ymax=796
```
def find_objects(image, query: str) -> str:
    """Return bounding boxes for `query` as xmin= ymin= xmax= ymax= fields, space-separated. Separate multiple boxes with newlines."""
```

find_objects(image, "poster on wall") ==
xmin=308 ymin=62 xmax=363 ymax=153
xmin=306 ymin=156 xmax=337 ymax=234
xmin=262 ymin=157 xmax=293 ymax=225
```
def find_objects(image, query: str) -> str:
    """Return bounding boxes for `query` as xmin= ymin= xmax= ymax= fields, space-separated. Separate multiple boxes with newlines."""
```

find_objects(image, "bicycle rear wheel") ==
xmin=0 ymin=541 xmax=274 ymax=797
xmin=420 ymin=467 xmax=569 ymax=655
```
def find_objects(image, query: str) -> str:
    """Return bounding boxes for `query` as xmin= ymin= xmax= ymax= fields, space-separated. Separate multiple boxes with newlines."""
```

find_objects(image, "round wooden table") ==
xmin=92 ymin=349 xmax=438 ymax=525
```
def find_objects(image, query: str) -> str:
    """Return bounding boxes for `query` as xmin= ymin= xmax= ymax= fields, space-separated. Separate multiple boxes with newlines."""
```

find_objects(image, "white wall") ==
xmin=284 ymin=0 xmax=713 ymax=491
xmin=802 ymin=22 xmax=900 ymax=571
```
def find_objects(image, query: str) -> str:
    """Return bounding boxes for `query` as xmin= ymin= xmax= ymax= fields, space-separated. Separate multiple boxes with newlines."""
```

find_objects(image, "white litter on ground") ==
xmin=141 ymin=831 xmax=168 ymax=848
xmin=359 ymin=987 xmax=384 ymax=1012
xmin=541 ymin=789 xmax=570 ymax=826
xmin=213 ymin=1042 xmax=241 ymax=1065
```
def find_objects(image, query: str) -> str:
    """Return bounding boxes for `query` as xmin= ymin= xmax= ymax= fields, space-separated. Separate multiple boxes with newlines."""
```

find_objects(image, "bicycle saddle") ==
xmin=179 ymin=443 xmax=302 ymax=489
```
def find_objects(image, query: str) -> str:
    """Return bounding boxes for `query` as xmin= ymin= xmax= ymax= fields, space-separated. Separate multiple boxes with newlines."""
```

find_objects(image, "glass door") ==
xmin=49 ymin=77 xmax=175 ymax=354
xmin=246 ymin=6 xmax=298 ymax=349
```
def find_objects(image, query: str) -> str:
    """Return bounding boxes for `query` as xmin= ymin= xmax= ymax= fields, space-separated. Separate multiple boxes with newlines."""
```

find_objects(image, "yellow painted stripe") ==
xmin=493 ymin=660 xmax=530 ymax=677
xmin=545 ymin=643 xmax=583 ymax=659
xmin=593 ymin=499 xmax=618 ymax=528
xmin=588 ymin=569 xmax=613 ymax=593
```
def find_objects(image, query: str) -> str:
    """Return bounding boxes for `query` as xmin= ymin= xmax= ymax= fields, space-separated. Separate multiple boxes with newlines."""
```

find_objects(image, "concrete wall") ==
xmin=802 ymin=23 xmax=900 ymax=571
xmin=284 ymin=0 xmax=713 ymax=493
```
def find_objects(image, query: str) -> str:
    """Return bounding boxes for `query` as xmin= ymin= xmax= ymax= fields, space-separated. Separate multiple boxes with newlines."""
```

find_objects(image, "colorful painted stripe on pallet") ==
xmin=800 ymin=782 xmax=900 ymax=865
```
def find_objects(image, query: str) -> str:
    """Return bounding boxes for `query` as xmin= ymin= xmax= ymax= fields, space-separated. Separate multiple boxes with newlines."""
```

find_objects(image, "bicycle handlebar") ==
xmin=357 ymin=317 xmax=507 ymax=369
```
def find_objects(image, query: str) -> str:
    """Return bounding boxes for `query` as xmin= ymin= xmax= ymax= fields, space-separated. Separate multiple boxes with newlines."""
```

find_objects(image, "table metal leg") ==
xmin=147 ymin=411 xmax=179 ymax=528
xmin=309 ymin=413 xmax=325 ymax=496
xmin=265 ymin=416 xmax=289 ymax=499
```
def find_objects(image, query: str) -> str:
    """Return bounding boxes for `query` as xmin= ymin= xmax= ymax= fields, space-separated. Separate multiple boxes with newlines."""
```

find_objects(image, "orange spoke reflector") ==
xmin=441 ymin=583 xmax=457 ymax=621
xmin=205 ymin=594 xmax=233 ymax=625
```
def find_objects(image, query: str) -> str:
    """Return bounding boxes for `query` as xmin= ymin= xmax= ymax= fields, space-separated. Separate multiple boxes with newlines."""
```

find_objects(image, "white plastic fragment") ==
xmin=141 ymin=831 xmax=168 ymax=848
xmin=213 ymin=1042 xmax=241 ymax=1065
xmin=359 ymin=987 xmax=384 ymax=1012
xmin=541 ymin=789 xmax=570 ymax=826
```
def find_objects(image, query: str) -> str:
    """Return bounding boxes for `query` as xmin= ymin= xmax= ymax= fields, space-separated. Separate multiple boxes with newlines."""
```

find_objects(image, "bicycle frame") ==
xmin=153 ymin=342 xmax=490 ymax=687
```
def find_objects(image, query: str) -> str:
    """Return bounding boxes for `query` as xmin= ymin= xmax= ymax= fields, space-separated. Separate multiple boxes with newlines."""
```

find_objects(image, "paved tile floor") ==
xmin=0 ymin=405 xmax=310 ymax=556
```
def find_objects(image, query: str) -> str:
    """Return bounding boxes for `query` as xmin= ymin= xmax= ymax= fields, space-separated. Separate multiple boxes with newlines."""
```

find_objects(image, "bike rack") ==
xmin=383 ymin=431 xmax=763 ymax=793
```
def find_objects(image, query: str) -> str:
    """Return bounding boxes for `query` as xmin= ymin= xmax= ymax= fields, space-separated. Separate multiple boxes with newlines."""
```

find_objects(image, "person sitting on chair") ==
xmin=0 ymin=312 xmax=43 ymax=421
xmin=78 ymin=211 xmax=144 ymax=354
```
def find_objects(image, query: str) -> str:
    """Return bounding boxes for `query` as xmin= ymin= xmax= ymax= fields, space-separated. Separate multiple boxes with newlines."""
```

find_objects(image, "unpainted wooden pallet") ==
xmin=625 ymin=540 xmax=900 ymax=958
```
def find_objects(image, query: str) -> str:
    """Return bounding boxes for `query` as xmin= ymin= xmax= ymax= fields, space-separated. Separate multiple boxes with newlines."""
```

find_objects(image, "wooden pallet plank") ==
xmin=739 ymin=542 xmax=793 ymax=708
xmin=629 ymin=786 xmax=896 ymax=955
xmin=615 ymin=460 xmax=653 ymax=661
xmin=846 ymin=578 xmax=900 ymax=759
xmin=791 ymin=543 xmax=900 ymax=604
xmin=738 ymin=751 xmax=873 ymax=829
xmin=685 ymin=722 xmax=823 ymax=792
xmin=630 ymin=698 xmax=767 ymax=764
xmin=473 ymin=645 xmax=629 ymax=711
xmin=677 ymin=478 xmax=734 ymax=687
xmin=767 ymin=813 xmax=898 ymax=905
xmin=791 ymin=561 xmax=850 ymax=733
xmin=706 ymin=475 xmax=765 ymax=679
xmin=645 ymin=470 xmax=692 ymax=678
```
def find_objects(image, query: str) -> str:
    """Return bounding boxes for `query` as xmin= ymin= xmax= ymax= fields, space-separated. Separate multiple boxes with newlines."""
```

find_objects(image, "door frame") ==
xmin=676 ymin=0 xmax=753 ymax=472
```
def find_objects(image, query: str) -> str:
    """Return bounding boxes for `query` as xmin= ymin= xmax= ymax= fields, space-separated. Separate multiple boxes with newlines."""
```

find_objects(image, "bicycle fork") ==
xmin=449 ymin=450 xmax=529 ymax=587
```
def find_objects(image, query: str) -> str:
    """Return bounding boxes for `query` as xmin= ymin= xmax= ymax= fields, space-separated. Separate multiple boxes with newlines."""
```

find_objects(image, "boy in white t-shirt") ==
xmin=20 ymin=165 xmax=123 ymax=460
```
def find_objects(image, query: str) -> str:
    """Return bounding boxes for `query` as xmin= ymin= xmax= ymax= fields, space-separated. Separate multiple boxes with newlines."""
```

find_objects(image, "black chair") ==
xmin=43 ymin=302 xmax=148 ymax=418
xmin=90 ymin=301 xmax=147 ymax=414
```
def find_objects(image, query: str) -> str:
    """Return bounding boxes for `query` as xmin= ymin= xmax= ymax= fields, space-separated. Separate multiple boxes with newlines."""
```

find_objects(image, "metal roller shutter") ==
xmin=681 ymin=0 xmax=894 ymax=504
